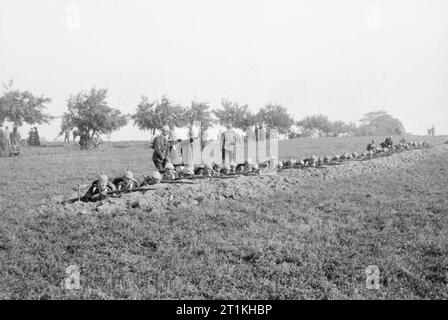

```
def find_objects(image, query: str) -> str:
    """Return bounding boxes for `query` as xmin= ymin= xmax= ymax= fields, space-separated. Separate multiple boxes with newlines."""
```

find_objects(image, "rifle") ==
xmin=61 ymin=186 xmax=157 ymax=204
xmin=171 ymin=170 xmax=261 ymax=181
xmin=161 ymin=180 xmax=195 ymax=184
xmin=173 ymin=174 xmax=239 ymax=181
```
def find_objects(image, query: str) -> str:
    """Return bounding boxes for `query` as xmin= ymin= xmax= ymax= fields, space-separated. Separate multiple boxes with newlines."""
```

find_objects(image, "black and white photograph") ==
xmin=0 ymin=0 xmax=447 ymax=304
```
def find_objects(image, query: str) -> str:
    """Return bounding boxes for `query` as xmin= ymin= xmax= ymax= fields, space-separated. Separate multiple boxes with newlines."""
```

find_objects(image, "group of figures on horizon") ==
xmin=61 ymin=129 xmax=103 ymax=150
xmin=63 ymin=129 xmax=81 ymax=143
xmin=0 ymin=125 xmax=22 ymax=157
xmin=27 ymin=127 xmax=41 ymax=147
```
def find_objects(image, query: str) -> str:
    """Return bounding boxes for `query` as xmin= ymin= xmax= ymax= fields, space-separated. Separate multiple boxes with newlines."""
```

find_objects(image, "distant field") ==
xmin=1 ymin=136 xmax=447 ymax=299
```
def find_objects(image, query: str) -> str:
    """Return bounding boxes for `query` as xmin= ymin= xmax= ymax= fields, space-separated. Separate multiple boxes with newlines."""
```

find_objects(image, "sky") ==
xmin=1 ymin=0 xmax=447 ymax=141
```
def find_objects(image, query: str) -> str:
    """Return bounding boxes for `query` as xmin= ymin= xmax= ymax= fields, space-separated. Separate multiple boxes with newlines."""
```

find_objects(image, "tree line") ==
xmin=0 ymin=82 xmax=406 ymax=142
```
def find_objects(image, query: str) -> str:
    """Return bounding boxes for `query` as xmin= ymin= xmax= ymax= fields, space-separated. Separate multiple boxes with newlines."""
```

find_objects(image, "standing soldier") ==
xmin=79 ymin=131 xmax=89 ymax=150
xmin=152 ymin=125 xmax=170 ymax=172
xmin=221 ymin=125 xmax=237 ymax=164
xmin=3 ymin=126 xmax=11 ymax=155
xmin=180 ymin=125 xmax=200 ymax=171
xmin=72 ymin=130 xmax=79 ymax=143
xmin=167 ymin=130 xmax=182 ymax=166
xmin=0 ymin=125 xmax=5 ymax=155
xmin=64 ymin=130 xmax=70 ymax=143
xmin=10 ymin=126 xmax=21 ymax=155
xmin=33 ymin=127 xmax=40 ymax=146
xmin=27 ymin=128 xmax=34 ymax=145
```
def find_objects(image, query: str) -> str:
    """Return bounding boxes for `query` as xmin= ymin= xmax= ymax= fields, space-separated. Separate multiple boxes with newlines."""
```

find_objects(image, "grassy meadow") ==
xmin=0 ymin=135 xmax=447 ymax=299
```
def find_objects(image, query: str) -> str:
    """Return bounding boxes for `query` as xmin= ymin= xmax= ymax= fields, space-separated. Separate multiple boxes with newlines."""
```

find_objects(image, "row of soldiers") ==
xmin=367 ymin=137 xmax=429 ymax=153
xmin=80 ymin=158 xmax=262 ymax=202
xmin=277 ymin=137 xmax=431 ymax=169
xmin=80 ymin=124 xmax=262 ymax=201
xmin=78 ymin=135 xmax=431 ymax=202
xmin=0 ymin=125 xmax=22 ymax=156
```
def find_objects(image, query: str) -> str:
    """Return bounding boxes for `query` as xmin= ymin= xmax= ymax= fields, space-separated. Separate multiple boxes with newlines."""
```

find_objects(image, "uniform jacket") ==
xmin=152 ymin=135 xmax=169 ymax=161
xmin=221 ymin=130 xmax=238 ymax=151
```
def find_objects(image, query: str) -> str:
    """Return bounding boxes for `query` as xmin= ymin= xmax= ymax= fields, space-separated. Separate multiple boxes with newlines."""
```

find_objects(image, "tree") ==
xmin=132 ymin=95 xmax=184 ymax=134
xmin=214 ymin=99 xmax=255 ymax=131
xmin=256 ymin=103 xmax=295 ymax=136
xmin=328 ymin=120 xmax=358 ymax=137
xmin=0 ymin=80 xmax=53 ymax=126
xmin=58 ymin=111 xmax=79 ymax=138
xmin=358 ymin=110 xmax=405 ymax=136
xmin=330 ymin=120 xmax=347 ymax=136
xmin=344 ymin=121 xmax=358 ymax=136
xmin=297 ymin=114 xmax=332 ymax=137
xmin=182 ymin=100 xmax=214 ymax=131
xmin=62 ymin=87 xmax=128 ymax=140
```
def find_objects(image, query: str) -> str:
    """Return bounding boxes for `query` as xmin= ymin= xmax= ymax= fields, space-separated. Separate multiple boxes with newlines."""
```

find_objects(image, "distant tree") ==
xmin=345 ymin=121 xmax=358 ymax=136
xmin=358 ymin=110 xmax=405 ymax=136
xmin=132 ymin=95 xmax=184 ymax=134
xmin=62 ymin=87 xmax=128 ymax=141
xmin=58 ymin=114 xmax=76 ymax=138
xmin=182 ymin=100 xmax=214 ymax=131
xmin=0 ymin=80 xmax=53 ymax=126
xmin=214 ymin=99 xmax=255 ymax=131
xmin=301 ymin=128 xmax=315 ymax=138
xmin=329 ymin=120 xmax=358 ymax=137
xmin=297 ymin=114 xmax=332 ymax=137
xmin=330 ymin=120 xmax=347 ymax=136
xmin=256 ymin=103 xmax=295 ymax=136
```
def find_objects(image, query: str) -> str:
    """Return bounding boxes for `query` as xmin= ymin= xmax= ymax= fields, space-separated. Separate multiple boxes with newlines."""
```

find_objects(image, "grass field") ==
xmin=1 ymin=135 xmax=447 ymax=299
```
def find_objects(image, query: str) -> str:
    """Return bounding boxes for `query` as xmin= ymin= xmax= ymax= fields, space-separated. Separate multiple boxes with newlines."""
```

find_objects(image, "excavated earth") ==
xmin=53 ymin=144 xmax=448 ymax=215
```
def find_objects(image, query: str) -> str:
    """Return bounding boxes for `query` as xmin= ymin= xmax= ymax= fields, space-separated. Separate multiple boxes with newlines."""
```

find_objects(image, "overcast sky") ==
xmin=1 ymin=0 xmax=447 ymax=140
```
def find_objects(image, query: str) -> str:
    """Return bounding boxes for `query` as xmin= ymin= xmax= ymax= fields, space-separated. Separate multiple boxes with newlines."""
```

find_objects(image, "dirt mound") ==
xmin=53 ymin=144 xmax=448 ymax=214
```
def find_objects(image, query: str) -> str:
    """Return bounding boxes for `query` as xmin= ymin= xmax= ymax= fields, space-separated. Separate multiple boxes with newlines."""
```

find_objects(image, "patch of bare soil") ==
xmin=53 ymin=144 xmax=448 ymax=214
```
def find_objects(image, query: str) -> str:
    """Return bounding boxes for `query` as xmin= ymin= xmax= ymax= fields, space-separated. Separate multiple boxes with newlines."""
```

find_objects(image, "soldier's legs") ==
xmin=5 ymin=139 xmax=10 ymax=155
xmin=153 ymin=159 xmax=165 ymax=172
xmin=225 ymin=150 xmax=235 ymax=164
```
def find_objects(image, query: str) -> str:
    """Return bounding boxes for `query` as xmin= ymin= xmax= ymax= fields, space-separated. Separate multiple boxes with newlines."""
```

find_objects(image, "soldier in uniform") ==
xmin=10 ymin=126 xmax=21 ymax=156
xmin=140 ymin=171 xmax=163 ymax=186
xmin=163 ymin=162 xmax=178 ymax=180
xmin=0 ymin=125 xmax=5 ymax=155
xmin=380 ymin=136 xmax=393 ymax=149
xmin=31 ymin=127 xmax=41 ymax=146
xmin=152 ymin=125 xmax=170 ymax=172
xmin=82 ymin=175 xmax=116 ymax=202
xmin=3 ymin=126 xmax=11 ymax=155
xmin=221 ymin=125 xmax=238 ymax=164
xmin=367 ymin=140 xmax=376 ymax=152
xmin=64 ymin=130 xmax=70 ymax=143
xmin=167 ymin=130 xmax=182 ymax=166
xmin=114 ymin=170 xmax=140 ymax=191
